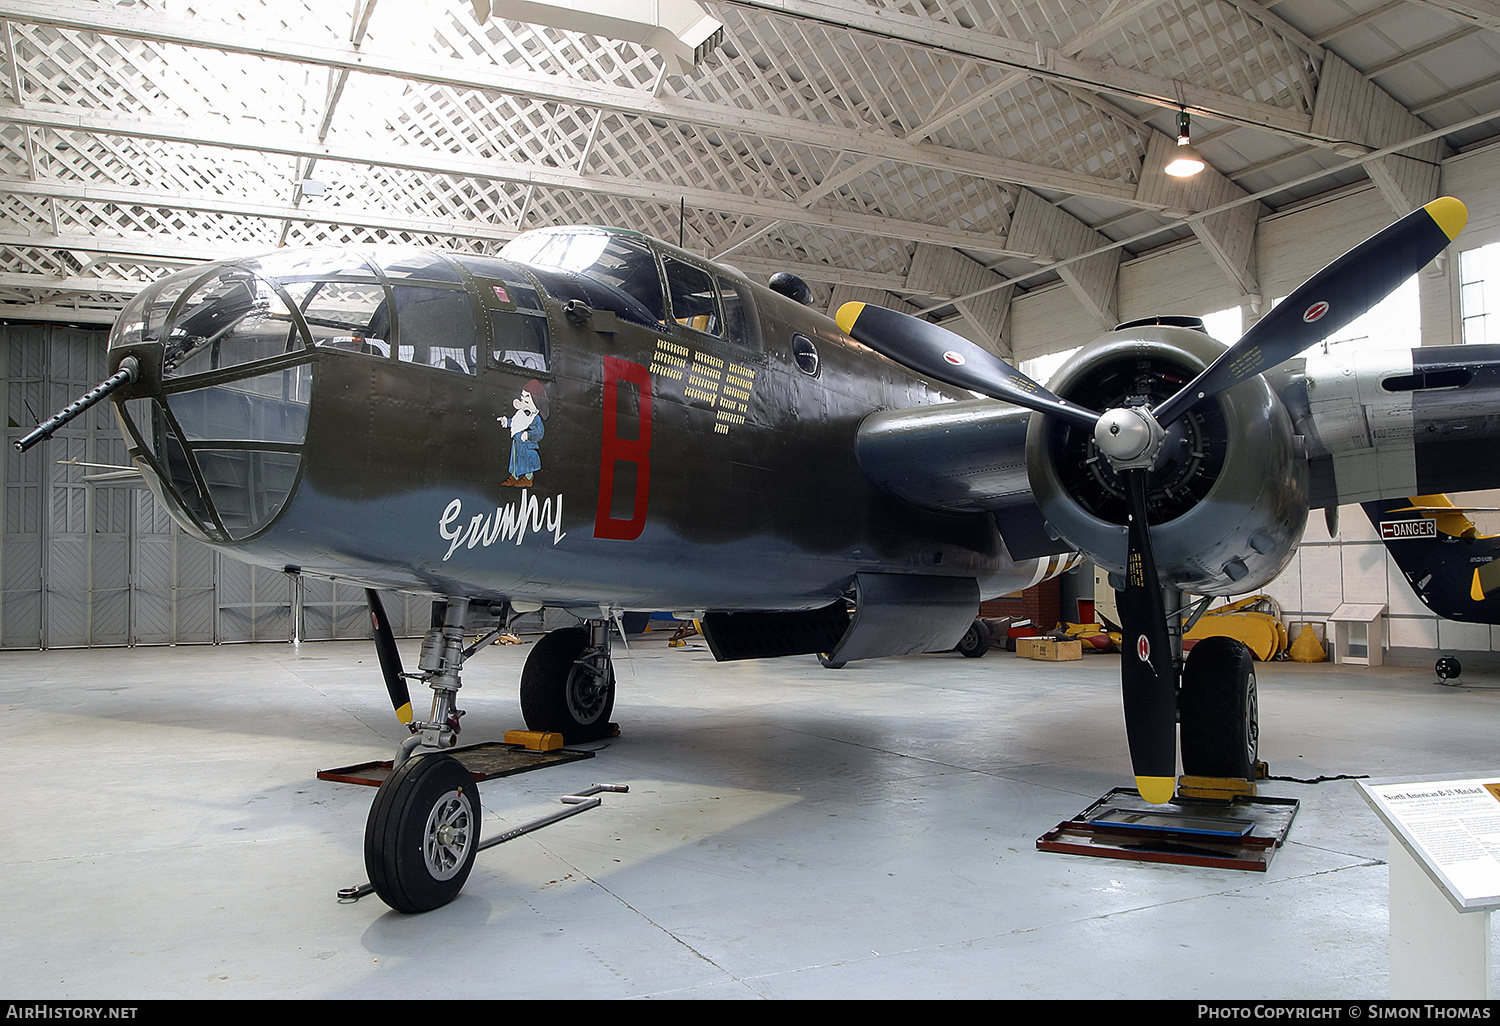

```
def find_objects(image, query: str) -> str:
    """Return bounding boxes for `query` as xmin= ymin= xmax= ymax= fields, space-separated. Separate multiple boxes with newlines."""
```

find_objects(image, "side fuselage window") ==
xmin=718 ymin=277 xmax=760 ymax=350
xmin=392 ymin=284 xmax=476 ymax=374
xmin=665 ymin=258 xmax=722 ymax=336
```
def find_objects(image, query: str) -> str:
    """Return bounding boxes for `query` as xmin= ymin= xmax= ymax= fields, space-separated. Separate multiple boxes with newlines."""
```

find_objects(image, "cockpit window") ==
xmin=665 ymin=258 xmax=721 ymax=336
xmin=392 ymin=285 xmax=476 ymax=374
xmin=719 ymin=277 xmax=761 ymax=350
xmin=503 ymin=229 xmax=665 ymax=326
xmin=294 ymin=281 xmax=390 ymax=356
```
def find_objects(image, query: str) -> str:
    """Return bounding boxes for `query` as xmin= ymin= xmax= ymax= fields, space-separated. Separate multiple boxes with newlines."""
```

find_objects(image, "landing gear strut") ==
xmin=361 ymin=604 xmax=620 ymax=912
xmin=364 ymin=596 xmax=492 ymax=912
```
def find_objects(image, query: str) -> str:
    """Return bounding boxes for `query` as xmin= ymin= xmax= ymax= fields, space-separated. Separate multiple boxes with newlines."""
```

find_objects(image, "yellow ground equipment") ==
xmin=1183 ymin=595 xmax=1288 ymax=661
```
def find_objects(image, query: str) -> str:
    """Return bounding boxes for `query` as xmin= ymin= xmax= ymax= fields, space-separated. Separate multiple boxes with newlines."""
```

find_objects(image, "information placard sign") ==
xmin=1357 ymin=776 xmax=1500 ymax=912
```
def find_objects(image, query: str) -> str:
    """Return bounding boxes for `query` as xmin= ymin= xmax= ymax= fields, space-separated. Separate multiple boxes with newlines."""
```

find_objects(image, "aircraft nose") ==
xmin=107 ymin=260 xmax=312 ymax=542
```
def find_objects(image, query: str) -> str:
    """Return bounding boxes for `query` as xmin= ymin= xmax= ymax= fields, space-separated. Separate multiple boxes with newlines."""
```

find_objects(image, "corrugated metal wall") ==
xmin=0 ymin=323 xmax=426 ymax=648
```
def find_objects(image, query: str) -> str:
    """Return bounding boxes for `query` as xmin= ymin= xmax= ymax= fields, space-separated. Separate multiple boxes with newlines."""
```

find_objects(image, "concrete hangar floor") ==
xmin=0 ymin=628 xmax=1495 ymax=1000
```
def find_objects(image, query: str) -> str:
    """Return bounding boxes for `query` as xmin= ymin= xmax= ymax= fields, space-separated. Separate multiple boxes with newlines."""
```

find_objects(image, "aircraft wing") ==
xmin=856 ymin=399 xmax=1074 ymax=559
xmin=1274 ymin=344 xmax=1500 ymax=509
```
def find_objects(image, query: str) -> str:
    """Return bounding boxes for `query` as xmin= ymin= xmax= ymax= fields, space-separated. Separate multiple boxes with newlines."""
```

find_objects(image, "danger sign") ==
xmin=1380 ymin=519 xmax=1437 ymax=540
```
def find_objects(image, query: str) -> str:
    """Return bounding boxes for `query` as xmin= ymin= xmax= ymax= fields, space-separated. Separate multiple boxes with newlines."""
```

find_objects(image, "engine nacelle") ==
xmin=1025 ymin=323 xmax=1309 ymax=596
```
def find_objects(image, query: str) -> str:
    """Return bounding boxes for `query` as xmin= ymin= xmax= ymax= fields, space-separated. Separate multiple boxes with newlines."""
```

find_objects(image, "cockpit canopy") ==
xmin=108 ymin=232 xmax=759 ymax=546
xmin=502 ymin=227 xmax=759 ymax=348
xmin=112 ymin=246 xmax=548 ymax=380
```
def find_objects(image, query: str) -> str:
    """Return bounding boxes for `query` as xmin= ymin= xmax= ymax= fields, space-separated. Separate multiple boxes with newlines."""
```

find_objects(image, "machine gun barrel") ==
xmin=15 ymin=357 xmax=139 ymax=453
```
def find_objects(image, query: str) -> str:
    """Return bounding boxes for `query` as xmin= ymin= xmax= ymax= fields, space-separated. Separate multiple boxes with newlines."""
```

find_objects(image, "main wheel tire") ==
xmin=1179 ymin=636 xmax=1258 ymax=780
xmin=364 ymin=753 xmax=481 ymax=913
xmin=520 ymin=626 xmax=616 ymax=743
xmin=955 ymin=619 xmax=992 ymax=658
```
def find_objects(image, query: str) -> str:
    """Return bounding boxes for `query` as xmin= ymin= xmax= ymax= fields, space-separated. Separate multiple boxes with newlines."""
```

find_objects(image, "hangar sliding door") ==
xmin=0 ymin=324 xmax=422 ymax=648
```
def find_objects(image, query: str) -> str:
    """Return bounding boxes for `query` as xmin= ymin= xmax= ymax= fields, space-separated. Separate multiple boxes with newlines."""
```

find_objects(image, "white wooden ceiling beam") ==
xmin=725 ymin=0 xmax=1320 ymax=141
xmin=1134 ymin=133 xmax=1261 ymax=302
xmin=0 ymin=104 xmax=1031 ymax=254
xmin=0 ymin=0 xmax=1147 ymax=208
xmin=723 ymin=254 xmax=906 ymax=292
xmin=0 ymin=302 xmax=117 ymax=324
xmin=0 ymin=271 xmax=145 ymax=294
xmin=904 ymin=243 xmax=1015 ymax=356
xmin=0 ymin=176 xmax=519 ymax=243
xmin=1407 ymin=0 xmax=1500 ymax=34
xmin=1006 ymin=189 xmax=1118 ymax=329
xmin=1310 ymin=53 xmax=1444 ymax=214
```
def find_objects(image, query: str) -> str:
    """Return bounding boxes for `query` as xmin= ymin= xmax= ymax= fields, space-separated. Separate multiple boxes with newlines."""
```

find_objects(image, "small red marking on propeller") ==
xmin=1303 ymin=301 xmax=1329 ymax=323
xmin=942 ymin=351 xmax=965 ymax=365
xmin=1137 ymin=635 xmax=1151 ymax=662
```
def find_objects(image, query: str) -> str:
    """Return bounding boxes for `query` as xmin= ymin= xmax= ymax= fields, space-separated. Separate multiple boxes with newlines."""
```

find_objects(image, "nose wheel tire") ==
xmin=364 ymin=753 xmax=481 ymax=913
xmin=520 ymin=626 xmax=616 ymax=743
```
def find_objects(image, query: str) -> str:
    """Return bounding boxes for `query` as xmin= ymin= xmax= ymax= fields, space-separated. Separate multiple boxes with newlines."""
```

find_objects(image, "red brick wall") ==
xmin=980 ymin=577 xmax=1062 ymax=630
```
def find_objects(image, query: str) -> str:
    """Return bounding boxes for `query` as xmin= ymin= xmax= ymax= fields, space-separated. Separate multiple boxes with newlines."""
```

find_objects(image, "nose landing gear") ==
xmin=360 ymin=604 xmax=620 ymax=912
xmin=363 ymin=752 xmax=481 ymax=913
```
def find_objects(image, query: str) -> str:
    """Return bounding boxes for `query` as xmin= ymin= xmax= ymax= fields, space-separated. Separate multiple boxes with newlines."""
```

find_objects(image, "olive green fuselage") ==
xmin=108 ymin=236 xmax=1051 ymax=615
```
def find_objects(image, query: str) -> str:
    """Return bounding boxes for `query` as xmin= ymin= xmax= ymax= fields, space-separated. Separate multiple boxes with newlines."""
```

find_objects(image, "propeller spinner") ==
xmin=837 ymin=196 xmax=1467 ymax=804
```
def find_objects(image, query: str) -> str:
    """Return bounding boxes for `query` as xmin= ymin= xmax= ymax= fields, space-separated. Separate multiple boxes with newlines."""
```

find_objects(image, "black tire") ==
xmin=955 ymin=619 xmax=992 ymax=658
xmin=520 ymin=627 xmax=616 ymax=743
xmin=1179 ymin=636 xmax=1258 ymax=780
xmin=364 ymin=753 xmax=481 ymax=913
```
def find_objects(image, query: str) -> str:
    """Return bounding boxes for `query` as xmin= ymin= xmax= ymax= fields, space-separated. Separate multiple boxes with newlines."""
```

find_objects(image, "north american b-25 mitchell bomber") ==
xmin=18 ymin=195 xmax=1487 ymax=912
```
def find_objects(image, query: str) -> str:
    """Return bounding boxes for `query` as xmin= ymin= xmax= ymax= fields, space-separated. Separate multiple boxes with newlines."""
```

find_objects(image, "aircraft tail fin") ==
xmin=1360 ymin=495 xmax=1500 ymax=624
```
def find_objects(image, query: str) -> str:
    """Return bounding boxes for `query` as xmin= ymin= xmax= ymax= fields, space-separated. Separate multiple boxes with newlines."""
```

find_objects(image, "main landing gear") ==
xmin=1180 ymin=635 xmax=1259 ymax=782
xmin=360 ymin=598 xmax=619 ymax=912
xmin=520 ymin=621 xmax=617 ymax=743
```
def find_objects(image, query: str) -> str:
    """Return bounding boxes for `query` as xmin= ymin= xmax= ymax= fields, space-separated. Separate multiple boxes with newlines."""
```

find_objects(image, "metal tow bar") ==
xmin=338 ymin=783 xmax=630 ymax=903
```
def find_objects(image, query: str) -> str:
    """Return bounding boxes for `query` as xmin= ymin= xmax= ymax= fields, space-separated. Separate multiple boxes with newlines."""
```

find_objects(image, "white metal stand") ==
xmin=1388 ymin=838 xmax=1493 ymax=998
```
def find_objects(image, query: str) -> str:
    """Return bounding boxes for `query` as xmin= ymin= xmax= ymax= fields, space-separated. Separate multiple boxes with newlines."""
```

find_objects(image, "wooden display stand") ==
xmin=1327 ymin=602 xmax=1386 ymax=666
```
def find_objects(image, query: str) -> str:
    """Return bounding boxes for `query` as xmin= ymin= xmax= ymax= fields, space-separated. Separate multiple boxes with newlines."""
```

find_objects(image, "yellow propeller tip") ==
xmin=396 ymin=703 xmax=413 ymax=725
xmin=1424 ymin=196 xmax=1468 ymax=241
xmin=834 ymin=301 xmax=865 ymax=334
xmin=1472 ymin=569 xmax=1485 ymax=603
xmin=1136 ymin=776 xmax=1176 ymax=805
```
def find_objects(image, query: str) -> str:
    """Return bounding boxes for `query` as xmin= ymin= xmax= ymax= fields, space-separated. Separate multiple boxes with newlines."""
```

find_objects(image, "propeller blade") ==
xmin=1152 ymin=196 xmax=1467 ymax=427
xmin=835 ymin=301 xmax=1101 ymax=431
xmin=1116 ymin=470 xmax=1177 ymax=804
xmin=366 ymin=589 xmax=413 ymax=725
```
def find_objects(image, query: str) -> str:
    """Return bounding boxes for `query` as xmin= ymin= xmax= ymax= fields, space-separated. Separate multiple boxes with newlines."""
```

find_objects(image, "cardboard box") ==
xmin=1015 ymin=637 xmax=1083 ymax=661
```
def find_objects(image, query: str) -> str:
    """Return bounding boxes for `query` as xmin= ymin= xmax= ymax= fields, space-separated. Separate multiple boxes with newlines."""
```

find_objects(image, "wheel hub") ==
xmin=565 ymin=660 xmax=610 ymax=724
xmin=423 ymin=789 xmax=474 ymax=881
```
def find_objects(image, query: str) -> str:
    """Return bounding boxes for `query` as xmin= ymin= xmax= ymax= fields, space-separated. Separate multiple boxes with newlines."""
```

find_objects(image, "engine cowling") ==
xmin=1025 ymin=322 xmax=1309 ymax=596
